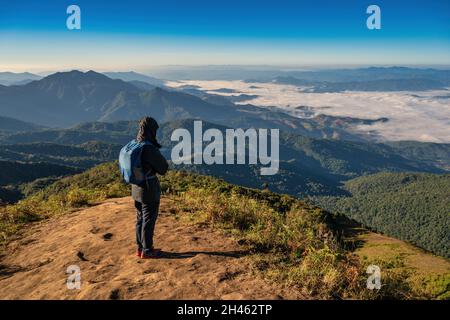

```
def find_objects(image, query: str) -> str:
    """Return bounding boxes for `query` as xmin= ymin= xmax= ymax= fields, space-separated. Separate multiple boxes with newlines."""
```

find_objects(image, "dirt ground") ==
xmin=0 ymin=197 xmax=304 ymax=300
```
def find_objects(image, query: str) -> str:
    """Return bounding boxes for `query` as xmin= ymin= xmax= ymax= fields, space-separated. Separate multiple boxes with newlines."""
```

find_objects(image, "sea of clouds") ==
xmin=166 ymin=80 xmax=450 ymax=143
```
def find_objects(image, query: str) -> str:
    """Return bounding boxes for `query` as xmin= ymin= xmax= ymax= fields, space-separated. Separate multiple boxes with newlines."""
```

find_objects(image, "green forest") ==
xmin=315 ymin=172 xmax=450 ymax=258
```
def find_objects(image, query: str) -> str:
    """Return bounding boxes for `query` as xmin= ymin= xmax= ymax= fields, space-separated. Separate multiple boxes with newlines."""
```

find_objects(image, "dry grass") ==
xmin=171 ymin=188 xmax=421 ymax=299
xmin=356 ymin=232 xmax=450 ymax=299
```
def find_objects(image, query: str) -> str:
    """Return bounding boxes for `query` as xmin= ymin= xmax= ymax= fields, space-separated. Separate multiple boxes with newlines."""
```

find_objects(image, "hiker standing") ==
xmin=119 ymin=116 xmax=168 ymax=259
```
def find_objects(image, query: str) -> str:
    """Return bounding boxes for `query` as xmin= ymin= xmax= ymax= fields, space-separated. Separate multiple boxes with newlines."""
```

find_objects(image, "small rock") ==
xmin=76 ymin=251 xmax=88 ymax=261
xmin=103 ymin=233 xmax=113 ymax=240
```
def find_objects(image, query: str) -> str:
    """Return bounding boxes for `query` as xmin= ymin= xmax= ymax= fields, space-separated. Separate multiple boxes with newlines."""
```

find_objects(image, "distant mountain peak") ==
xmin=0 ymin=71 xmax=42 ymax=86
xmin=32 ymin=70 xmax=138 ymax=91
xmin=45 ymin=70 xmax=108 ymax=80
xmin=103 ymin=71 xmax=165 ymax=87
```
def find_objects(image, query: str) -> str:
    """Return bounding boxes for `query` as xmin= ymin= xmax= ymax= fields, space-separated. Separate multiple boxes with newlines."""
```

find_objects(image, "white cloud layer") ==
xmin=166 ymin=80 xmax=450 ymax=143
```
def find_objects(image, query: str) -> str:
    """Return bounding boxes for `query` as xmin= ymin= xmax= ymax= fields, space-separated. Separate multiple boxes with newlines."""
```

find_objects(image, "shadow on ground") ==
xmin=158 ymin=250 xmax=250 ymax=259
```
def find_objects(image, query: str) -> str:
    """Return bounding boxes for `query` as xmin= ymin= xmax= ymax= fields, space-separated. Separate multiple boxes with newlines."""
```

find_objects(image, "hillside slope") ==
xmin=0 ymin=160 xmax=81 ymax=185
xmin=0 ymin=163 xmax=448 ymax=299
xmin=0 ymin=116 xmax=44 ymax=133
xmin=1 ymin=195 xmax=448 ymax=300
xmin=0 ymin=197 xmax=301 ymax=300
xmin=314 ymin=173 xmax=450 ymax=258
xmin=0 ymin=142 xmax=121 ymax=169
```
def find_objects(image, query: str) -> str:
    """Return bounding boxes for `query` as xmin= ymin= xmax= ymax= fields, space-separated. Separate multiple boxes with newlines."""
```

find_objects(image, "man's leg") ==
xmin=135 ymin=201 xmax=143 ymax=252
xmin=141 ymin=201 xmax=160 ymax=254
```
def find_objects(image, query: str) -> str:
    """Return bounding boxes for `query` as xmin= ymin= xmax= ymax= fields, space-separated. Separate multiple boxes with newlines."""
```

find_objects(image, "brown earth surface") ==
xmin=0 ymin=197 xmax=304 ymax=300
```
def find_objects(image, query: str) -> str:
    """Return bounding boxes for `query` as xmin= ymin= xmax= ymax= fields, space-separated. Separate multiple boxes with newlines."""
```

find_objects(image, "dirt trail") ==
xmin=0 ymin=197 xmax=303 ymax=300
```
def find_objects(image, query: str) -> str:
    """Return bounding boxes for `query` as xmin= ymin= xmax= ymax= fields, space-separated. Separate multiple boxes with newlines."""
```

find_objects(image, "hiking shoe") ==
xmin=136 ymin=248 xmax=160 ymax=257
xmin=140 ymin=249 xmax=162 ymax=259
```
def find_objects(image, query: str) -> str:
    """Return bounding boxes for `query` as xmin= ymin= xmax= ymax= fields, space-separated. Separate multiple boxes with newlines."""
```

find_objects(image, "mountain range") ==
xmin=0 ymin=72 xmax=41 ymax=86
xmin=103 ymin=71 xmax=165 ymax=87
xmin=273 ymin=66 xmax=450 ymax=84
xmin=0 ymin=115 xmax=45 ymax=133
xmin=272 ymin=77 xmax=448 ymax=92
xmin=1 ymin=118 xmax=447 ymax=200
xmin=0 ymin=70 xmax=395 ymax=142
xmin=144 ymin=65 xmax=450 ymax=82
xmin=240 ymin=66 xmax=450 ymax=92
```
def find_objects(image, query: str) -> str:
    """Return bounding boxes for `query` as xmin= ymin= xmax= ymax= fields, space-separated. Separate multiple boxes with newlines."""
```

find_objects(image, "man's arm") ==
xmin=142 ymin=145 xmax=169 ymax=175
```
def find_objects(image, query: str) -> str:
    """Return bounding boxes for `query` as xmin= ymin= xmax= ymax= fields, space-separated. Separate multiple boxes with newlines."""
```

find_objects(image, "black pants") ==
xmin=135 ymin=200 xmax=160 ymax=254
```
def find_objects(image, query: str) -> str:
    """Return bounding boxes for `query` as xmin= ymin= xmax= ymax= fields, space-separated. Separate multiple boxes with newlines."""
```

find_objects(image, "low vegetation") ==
xmin=0 ymin=162 xmax=447 ymax=299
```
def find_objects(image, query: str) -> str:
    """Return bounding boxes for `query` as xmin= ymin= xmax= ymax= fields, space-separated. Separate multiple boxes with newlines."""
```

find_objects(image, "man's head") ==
xmin=136 ymin=116 xmax=160 ymax=146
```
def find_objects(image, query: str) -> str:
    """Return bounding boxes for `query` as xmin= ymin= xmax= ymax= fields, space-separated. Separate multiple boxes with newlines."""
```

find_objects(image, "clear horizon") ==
xmin=1 ymin=64 xmax=450 ymax=76
xmin=1 ymin=0 xmax=449 ymax=72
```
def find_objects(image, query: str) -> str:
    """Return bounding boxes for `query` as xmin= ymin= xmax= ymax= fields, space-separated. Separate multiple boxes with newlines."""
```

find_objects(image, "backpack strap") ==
xmin=139 ymin=140 xmax=157 ymax=181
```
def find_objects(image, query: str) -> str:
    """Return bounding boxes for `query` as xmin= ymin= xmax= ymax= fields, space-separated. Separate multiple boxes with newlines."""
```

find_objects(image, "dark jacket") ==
xmin=131 ymin=144 xmax=168 ymax=204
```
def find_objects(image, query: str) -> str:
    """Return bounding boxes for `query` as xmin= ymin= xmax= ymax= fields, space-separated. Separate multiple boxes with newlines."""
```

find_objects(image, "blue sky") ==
xmin=0 ymin=0 xmax=449 ymax=72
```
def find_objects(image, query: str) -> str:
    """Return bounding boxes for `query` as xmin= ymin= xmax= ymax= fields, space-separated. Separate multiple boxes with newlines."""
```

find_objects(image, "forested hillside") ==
xmin=0 ymin=160 xmax=81 ymax=186
xmin=314 ymin=172 xmax=450 ymax=258
xmin=0 ymin=116 xmax=44 ymax=133
xmin=0 ymin=142 xmax=121 ymax=168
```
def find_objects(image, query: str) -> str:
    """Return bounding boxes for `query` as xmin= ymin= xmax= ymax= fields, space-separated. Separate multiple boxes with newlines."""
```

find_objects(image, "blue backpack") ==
xmin=119 ymin=139 xmax=154 ymax=185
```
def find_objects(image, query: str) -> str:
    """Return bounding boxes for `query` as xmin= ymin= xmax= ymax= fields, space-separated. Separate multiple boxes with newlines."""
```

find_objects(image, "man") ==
xmin=132 ymin=116 xmax=168 ymax=259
